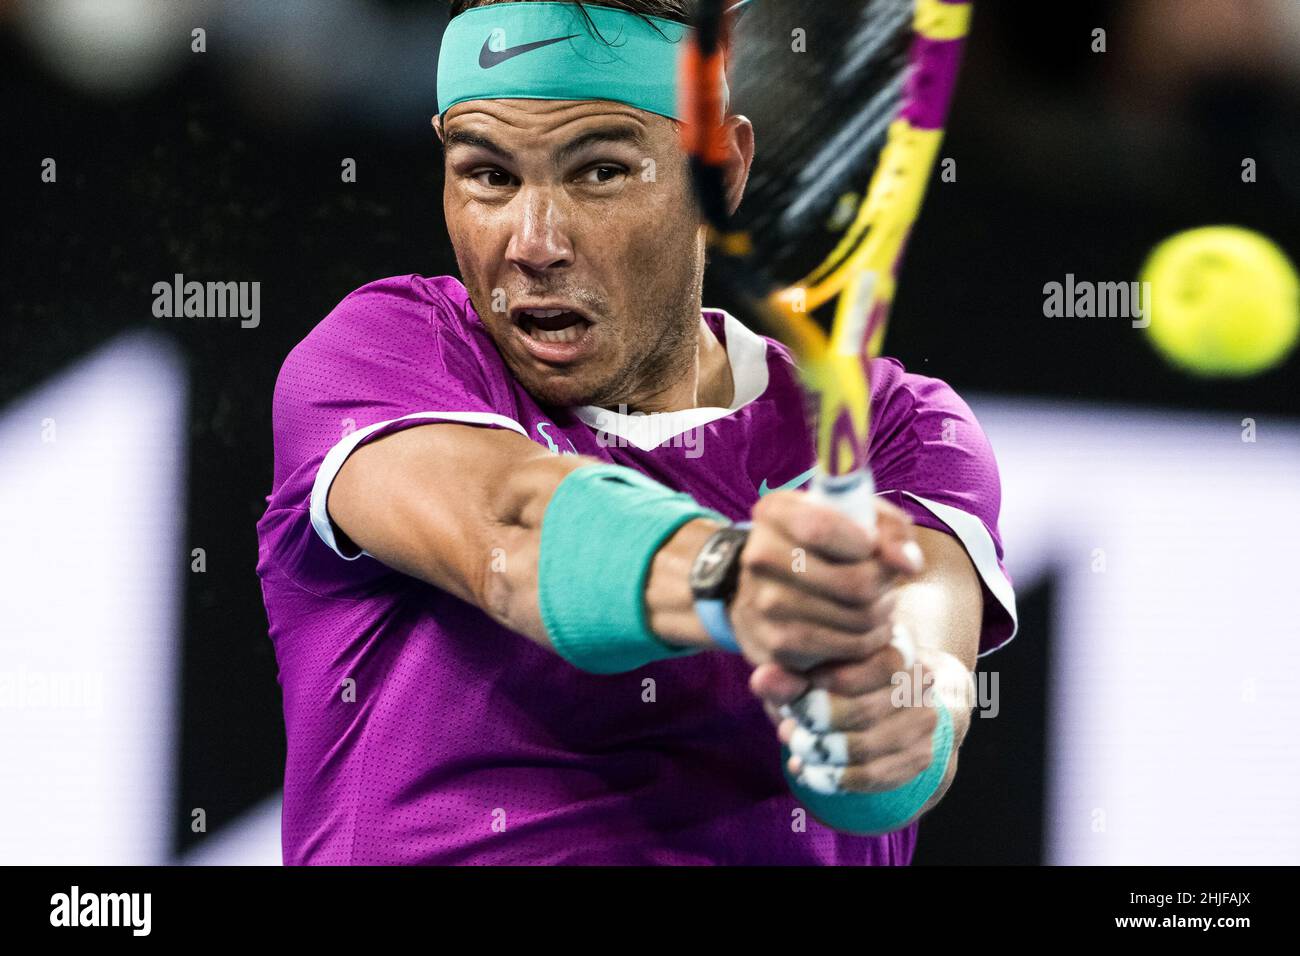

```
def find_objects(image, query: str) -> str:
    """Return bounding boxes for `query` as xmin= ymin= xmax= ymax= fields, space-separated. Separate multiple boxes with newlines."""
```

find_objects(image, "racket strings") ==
xmin=682 ymin=0 xmax=970 ymax=479
xmin=724 ymin=1 xmax=914 ymax=285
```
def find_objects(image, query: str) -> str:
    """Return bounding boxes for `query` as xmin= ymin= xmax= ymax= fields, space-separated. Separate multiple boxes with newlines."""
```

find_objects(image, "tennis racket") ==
xmin=680 ymin=0 xmax=972 ymax=528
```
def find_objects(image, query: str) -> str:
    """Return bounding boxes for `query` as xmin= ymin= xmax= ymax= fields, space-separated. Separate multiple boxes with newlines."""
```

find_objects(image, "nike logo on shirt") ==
xmin=757 ymin=468 xmax=817 ymax=496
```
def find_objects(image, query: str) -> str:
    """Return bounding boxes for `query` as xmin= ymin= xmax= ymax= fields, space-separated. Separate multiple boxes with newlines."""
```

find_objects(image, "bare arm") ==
xmin=326 ymin=423 xmax=721 ymax=651
xmin=894 ymin=525 xmax=983 ymax=815
xmin=328 ymin=424 xmax=925 ymax=677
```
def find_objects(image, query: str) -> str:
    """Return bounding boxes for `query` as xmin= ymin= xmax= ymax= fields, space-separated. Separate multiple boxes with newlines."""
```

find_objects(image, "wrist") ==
xmin=687 ymin=522 xmax=751 ymax=653
xmin=537 ymin=464 xmax=723 ymax=673
xmin=645 ymin=518 xmax=728 ymax=649
xmin=919 ymin=646 xmax=976 ymax=744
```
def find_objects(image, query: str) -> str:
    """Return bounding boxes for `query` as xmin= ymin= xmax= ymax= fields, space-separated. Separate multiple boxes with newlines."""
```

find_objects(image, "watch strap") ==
xmin=694 ymin=596 xmax=741 ymax=653
xmin=691 ymin=521 xmax=751 ymax=654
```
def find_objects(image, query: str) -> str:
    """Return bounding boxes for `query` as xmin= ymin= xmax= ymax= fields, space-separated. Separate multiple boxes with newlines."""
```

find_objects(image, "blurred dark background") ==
xmin=2 ymin=0 xmax=1296 ymax=864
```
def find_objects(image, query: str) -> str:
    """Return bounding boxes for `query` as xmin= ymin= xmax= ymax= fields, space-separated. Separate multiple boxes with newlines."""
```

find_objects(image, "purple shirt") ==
xmin=256 ymin=274 xmax=1016 ymax=865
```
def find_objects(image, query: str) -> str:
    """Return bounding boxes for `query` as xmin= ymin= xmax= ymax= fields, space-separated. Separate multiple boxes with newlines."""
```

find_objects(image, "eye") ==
xmin=469 ymin=168 xmax=516 ymax=188
xmin=578 ymin=164 xmax=627 ymax=186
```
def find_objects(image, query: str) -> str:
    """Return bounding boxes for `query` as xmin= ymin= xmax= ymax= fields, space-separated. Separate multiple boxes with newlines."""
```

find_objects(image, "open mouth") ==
xmin=513 ymin=307 xmax=592 ymax=342
xmin=509 ymin=305 xmax=597 ymax=364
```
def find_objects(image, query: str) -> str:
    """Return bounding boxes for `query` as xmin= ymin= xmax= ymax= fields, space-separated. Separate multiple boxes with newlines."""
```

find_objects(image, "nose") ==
xmin=504 ymin=187 xmax=574 ymax=276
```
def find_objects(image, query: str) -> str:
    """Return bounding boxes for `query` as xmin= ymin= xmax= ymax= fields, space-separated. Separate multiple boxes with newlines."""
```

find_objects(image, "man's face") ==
xmin=439 ymin=98 xmax=706 ymax=409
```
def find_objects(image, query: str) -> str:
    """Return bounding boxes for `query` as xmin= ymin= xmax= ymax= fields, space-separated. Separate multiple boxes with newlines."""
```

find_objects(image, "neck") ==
xmin=616 ymin=316 xmax=733 ymax=414
xmin=695 ymin=315 xmax=735 ymax=408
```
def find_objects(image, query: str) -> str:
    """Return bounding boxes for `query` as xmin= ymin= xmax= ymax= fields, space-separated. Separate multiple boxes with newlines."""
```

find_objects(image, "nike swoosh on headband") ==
xmin=478 ymin=33 xmax=579 ymax=69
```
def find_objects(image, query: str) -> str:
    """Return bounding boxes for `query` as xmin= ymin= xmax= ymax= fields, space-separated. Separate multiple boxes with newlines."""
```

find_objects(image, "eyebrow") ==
xmin=442 ymin=125 xmax=650 ymax=165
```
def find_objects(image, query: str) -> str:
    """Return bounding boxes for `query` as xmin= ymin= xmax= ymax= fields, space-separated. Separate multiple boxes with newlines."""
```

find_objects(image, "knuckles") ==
xmin=841 ymin=561 xmax=882 ymax=602
xmin=769 ymin=622 xmax=817 ymax=656
xmin=785 ymin=507 xmax=837 ymax=552
xmin=738 ymin=537 xmax=786 ymax=577
xmin=748 ymin=581 xmax=787 ymax=617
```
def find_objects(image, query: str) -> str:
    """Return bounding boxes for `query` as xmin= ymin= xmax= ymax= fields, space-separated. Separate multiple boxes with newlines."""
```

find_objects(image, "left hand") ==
xmin=750 ymin=636 xmax=948 ymax=794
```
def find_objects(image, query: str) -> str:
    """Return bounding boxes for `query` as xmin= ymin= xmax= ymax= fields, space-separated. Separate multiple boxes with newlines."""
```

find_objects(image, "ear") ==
xmin=432 ymin=114 xmax=445 ymax=143
xmin=724 ymin=114 xmax=755 ymax=217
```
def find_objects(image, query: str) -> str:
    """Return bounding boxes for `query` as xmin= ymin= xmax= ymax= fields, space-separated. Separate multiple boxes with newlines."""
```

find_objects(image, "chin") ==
xmin=506 ymin=344 xmax=620 ymax=409
xmin=518 ymin=370 xmax=599 ymax=409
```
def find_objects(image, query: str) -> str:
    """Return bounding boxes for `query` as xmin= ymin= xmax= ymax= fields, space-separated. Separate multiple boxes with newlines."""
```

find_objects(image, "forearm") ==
xmin=329 ymin=424 xmax=604 ymax=648
xmin=480 ymin=460 xmax=725 ymax=655
xmin=475 ymin=452 xmax=600 ymax=642
xmin=913 ymin=647 xmax=976 ymax=814
xmin=333 ymin=420 xmax=729 ymax=665
xmin=888 ymin=525 xmax=982 ymax=816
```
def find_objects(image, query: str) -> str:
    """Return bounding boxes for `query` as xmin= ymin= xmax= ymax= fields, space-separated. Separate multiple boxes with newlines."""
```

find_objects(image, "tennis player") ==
xmin=256 ymin=0 xmax=1017 ymax=865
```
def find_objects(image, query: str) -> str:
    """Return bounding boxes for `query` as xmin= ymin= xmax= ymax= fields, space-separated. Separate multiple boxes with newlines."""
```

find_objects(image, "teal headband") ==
xmin=437 ymin=1 xmax=726 ymax=121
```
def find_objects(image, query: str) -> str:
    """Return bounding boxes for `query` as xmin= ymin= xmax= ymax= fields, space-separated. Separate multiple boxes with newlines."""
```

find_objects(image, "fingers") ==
xmin=799 ymin=623 xmax=916 ymax=696
xmin=753 ymin=490 xmax=880 ymax=564
xmin=748 ymin=622 xmax=885 ymax=673
xmin=783 ymin=699 xmax=936 ymax=766
xmin=780 ymin=687 xmax=835 ymax=730
xmin=745 ymin=618 xmax=909 ymax=705
xmin=792 ymin=741 xmax=938 ymax=795
xmin=784 ymin=703 xmax=942 ymax=794
xmin=751 ymin=538 xmax=904 ymax=610
xmin=763 ymin=617 xmax=909 ymax=721
xmin=733 ymin=569 xmax=905 ymax=673
xmin=737 ymin=563 xmax=901 ymax=635
xmin=730 ymin=490 xmax=923 ymax=669
xmin=873 ymin=497 xmax=926 ymax=576
xmin=788 ymin=720 xmax=850 ymax=765
xmin=783 ymin=683 xmax=892 ymax=734
xmin=760 ymin=632 xmax=939 ymax=798
xmin=750 ymin=662 xmax=811 ymax=704
xmin=745 ymin=491 xmax=921 ymax=606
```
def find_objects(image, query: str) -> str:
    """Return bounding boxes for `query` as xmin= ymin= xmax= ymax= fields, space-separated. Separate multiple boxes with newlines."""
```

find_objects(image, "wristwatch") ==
xmin=689 ymin=523 xmax=751 ymax=653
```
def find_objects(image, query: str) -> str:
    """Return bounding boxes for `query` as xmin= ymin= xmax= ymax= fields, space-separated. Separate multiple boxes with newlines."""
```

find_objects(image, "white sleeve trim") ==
xmin=309 ymin=410 xmax=529 ymax=560
xmin=889 ymin=490 xmax=1019 ymax=656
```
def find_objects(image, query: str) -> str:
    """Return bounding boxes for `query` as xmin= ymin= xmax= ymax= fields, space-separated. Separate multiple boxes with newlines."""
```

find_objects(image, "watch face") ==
xmin=695 ymin=545 xmax=729 ymax=587
xmin=691 ymin=529 xmax=747 ymax=597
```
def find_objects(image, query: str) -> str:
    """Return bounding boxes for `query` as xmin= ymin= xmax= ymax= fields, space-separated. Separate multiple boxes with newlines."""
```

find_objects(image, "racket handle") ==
xmin=806 ymin=468 xmax=878 ymax=531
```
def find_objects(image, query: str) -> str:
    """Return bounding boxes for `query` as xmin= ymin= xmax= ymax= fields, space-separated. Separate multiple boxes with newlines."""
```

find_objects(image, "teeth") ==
xmin=530 ymin=324 xmax=583 ymax=343
xmin=517 ymin=306 xmax=587 ymax=346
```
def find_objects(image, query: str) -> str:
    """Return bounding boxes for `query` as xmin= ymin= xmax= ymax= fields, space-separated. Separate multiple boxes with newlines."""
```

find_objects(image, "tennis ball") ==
xmin=1138 ymin=226 xmax=1299 ymax=377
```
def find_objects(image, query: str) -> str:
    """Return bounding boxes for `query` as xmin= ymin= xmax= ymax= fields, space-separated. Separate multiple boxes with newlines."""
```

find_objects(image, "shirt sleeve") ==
xmin=256 ymin=275 xmax=527 ymax=596
xmin=866 ymin=357 xmax=1017 ymax=657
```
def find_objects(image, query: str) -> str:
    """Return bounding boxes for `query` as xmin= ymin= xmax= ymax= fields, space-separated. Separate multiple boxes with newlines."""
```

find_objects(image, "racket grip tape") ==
xmin=806 ymin=468 xmax=878 ymax=531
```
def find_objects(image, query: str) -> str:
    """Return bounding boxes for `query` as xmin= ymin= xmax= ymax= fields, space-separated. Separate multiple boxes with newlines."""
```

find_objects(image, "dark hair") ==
xmin=448 ymin=0 xmax=692 ymax=29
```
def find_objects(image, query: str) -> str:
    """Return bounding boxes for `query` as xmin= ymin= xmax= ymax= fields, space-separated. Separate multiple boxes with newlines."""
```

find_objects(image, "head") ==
xmin=435 ymin=0 xmax=754 ymax=410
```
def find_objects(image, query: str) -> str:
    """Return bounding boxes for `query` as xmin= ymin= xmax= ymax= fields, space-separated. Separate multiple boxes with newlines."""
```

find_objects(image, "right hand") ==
xmin=727 ymin=490 xmax=923 ymax=672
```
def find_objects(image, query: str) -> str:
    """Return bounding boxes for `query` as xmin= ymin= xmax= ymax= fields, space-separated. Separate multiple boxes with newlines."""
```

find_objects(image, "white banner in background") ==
xmin=976 ymin=397 xmax=1300 ymax=865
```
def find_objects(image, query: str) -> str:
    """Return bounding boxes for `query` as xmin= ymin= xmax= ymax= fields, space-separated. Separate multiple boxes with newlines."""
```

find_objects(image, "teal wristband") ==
xmin=538 ymin=464 xmax=724 ymax=674
xmin=784 ymin=700 xmax=955 ymax=835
